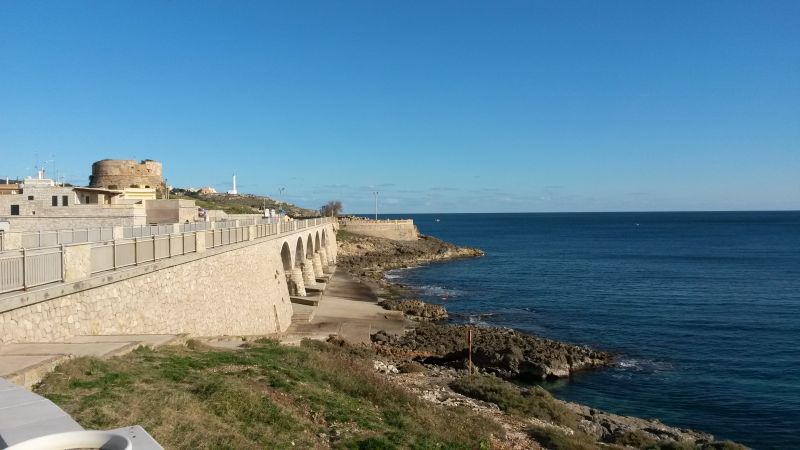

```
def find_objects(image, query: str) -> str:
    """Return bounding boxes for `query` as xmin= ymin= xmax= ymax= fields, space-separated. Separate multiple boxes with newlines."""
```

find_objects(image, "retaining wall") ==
xmin=339 ymin=219 xmax=419 ymax=241
xmin=0 ymin=223 xmax=337 ymax=344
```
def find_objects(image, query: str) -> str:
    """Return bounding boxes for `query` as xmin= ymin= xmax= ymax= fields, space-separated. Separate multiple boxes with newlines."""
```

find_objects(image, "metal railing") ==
xmin=122 ymin=224 xmax=174 ymax=239
xmin=21 ymin=228 xmax=113 ymax=249
xmin=0 ymin=246 xmax=64 ymax=294
xmin=90 ymin=233 xmax=199 ymax=274
xmin=1 ymin=217 xmax=333 ymax=294
xmin=339 ymin=218 xmax=413 ymax=224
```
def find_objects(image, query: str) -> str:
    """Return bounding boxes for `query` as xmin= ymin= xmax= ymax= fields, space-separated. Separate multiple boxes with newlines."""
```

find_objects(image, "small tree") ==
xmin=320 ymin=200 xmax=343 ymax=217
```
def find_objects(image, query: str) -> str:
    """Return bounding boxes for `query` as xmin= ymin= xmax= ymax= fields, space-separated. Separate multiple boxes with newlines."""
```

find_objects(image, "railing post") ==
xmin=22 ymin=247 xmax=27 ymax=290
xmin=113 ymin=239 xmax=117 ymax=269
xmin=152 ymin=235 xmax=156 ymax=261
xmin=61 ymin=243 xmax=65 ymax=281
xmin=134 ymin=237 xmax=138 ymax=265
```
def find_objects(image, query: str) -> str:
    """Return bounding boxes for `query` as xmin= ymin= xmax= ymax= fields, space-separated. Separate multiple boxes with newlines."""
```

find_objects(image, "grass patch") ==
xmin=36 ymin=339 xmax=502 ymax=449
xmin=450 ymin=373 xmax=579 ymax=428
xmin=527 ymin=427 xmax=600 ymax=450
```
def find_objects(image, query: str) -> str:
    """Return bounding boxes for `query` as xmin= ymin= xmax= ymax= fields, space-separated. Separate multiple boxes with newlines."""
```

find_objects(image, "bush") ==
xmin=450 ymin=374 xmax=578 ymax=427
xmin=527 ymin=427 xmax=598 ymax=450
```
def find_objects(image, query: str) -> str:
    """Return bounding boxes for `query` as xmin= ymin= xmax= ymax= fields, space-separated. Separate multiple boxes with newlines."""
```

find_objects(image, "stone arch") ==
xmin=314 ymin=232 xmax=321 ymax=252
xmin=295 ymin=237 xmax=305 ymax=268
xmin=280 ymin=242 xmax=292 ymax=271
xmin=321 ymin=229 xmax=327 ymax=246
xmin=306 ymin=235 xmax=314 ymax=259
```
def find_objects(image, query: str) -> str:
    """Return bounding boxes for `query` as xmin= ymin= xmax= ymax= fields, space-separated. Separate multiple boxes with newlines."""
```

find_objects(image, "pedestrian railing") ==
xmin=178 ymin=221 xmax=211 ymax=233
xmin=0 ymin=217 xmax=333 ymax=294
xmin=21 ymin=228 xmax=113 ymax=249
xmin=0 ymin=246 xmax=64 ymax=294
xmin=122 ymin=224 xmax=174 ymax=239
xmin=90 ymin=233 xmax=199 ymax=273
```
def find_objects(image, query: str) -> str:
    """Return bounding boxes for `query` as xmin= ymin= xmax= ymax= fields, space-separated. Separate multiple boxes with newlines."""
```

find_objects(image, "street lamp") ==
xmin=373 ymin=191 xmax=379 ymax=220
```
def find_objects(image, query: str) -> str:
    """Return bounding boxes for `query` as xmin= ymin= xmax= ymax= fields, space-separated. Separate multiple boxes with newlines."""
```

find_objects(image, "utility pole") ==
xmin=373 ymin=191 xmax=379 ymax=220
xmin=279 ymin=187 xmax=286 ymax=215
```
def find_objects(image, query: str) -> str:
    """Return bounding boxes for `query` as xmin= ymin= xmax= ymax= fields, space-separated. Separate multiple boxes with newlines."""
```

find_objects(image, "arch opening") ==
xmin=280 ymin=242 xmax=292 ymax=271
xmin=295 ymin=237 xmax=305 ymax=268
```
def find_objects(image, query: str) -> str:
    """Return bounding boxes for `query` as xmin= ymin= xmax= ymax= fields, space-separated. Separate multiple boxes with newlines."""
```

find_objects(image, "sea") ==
xmin=373 ymin=212 xmax=799 ymax=450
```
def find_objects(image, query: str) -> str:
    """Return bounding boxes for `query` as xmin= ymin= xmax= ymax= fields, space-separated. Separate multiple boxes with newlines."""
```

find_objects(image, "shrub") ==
xmin=450 ymin=374 xmax=579 ymax=427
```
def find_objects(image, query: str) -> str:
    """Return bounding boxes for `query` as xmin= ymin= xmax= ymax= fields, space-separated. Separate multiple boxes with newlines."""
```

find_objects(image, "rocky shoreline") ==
xmin=335 ymin=229 xmax=747 ymax=449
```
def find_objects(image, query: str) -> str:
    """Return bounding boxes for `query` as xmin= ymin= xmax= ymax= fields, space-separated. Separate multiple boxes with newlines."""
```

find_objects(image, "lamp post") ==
xmin=373 ymin=191 xmax=379 ymax=220
xmin=278 ymin=187 xmax=286 ymax=215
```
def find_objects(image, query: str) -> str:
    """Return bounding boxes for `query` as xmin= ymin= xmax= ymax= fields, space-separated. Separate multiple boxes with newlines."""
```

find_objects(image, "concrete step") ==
xmin=0 ymin=334 xmax=183 ymax=389
xmin=290 ymin=293 xmax=321 ymax=306
xmin=305 ymin=282 xmax=327 ymax=292
xmin=291 ymin=303 xmax=316 ymax=324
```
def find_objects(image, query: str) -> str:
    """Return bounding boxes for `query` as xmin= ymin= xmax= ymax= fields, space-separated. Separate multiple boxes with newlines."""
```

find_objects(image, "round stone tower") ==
xmin=89 ymin=159 xmax=164 ymax=195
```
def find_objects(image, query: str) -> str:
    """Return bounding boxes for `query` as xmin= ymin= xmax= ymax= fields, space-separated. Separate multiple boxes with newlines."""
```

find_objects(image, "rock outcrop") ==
xmin=373 ymin=324 xmax=613 ymax=380
xmin=378 ymin=299 xmax=449 ymax=321
xmin=336 ymin=233 xmax=483 ymax=280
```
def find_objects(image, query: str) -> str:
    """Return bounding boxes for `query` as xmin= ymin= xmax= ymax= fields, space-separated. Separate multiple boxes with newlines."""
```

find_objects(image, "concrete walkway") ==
xmin=283 ymin=272 xmax=408 ymax=345
xmin=0 ymin=334 xmax=181 ymax=389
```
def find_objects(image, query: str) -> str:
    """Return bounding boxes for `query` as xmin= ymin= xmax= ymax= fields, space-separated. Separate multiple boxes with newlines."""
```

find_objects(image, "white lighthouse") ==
xmin=228 ymin=174 xmax=238 ymax=195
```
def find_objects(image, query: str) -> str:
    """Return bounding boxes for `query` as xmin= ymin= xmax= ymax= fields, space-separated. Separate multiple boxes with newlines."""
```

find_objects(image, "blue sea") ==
xmin=375 ymin=212 xmax=800 ymax=449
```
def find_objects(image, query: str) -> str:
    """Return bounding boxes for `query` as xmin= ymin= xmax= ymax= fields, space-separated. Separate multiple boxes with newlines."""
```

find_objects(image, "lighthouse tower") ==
xmin=228 ymin=174 xmax=238 ymax=195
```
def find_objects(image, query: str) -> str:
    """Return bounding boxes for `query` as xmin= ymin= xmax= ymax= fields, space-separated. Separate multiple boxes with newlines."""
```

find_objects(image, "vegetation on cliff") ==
xmin=171 ymin=189 xmax=319 ymax=217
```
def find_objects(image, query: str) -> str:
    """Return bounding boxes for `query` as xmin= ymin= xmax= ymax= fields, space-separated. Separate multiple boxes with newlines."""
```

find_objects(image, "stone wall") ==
xmin=89 ymin=159 xmax=163 ymax=193
xmin=0 ymin=224 xmax=337 ymax=343
xmin=1 ymin=205 xmax=147 ymax=232
xmin=339 ymin=219 xmax=419 ymax=241
xmin=145 ymin=199 xmax=199 ymax=224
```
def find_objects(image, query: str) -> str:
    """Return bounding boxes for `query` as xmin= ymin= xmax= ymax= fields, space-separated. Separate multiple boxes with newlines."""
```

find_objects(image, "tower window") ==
xmin=62 ymin=195 xmax=69 ymax=206
xmin=52 ymin=196 xmax=58 ymax=206
xmin=10 ymin=205 xmax=19 ymax=215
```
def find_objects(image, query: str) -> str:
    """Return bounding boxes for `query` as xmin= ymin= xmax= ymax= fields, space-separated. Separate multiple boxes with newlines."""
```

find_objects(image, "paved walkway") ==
xmin=0 ymin=334 xmax=181 ymax=388
xmin=282 ymin=272 xmax=408 ymax=345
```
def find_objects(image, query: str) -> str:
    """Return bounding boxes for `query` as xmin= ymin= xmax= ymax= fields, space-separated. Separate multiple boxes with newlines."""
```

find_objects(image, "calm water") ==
xmin=376 ymin=212 xmax=800 ymax=449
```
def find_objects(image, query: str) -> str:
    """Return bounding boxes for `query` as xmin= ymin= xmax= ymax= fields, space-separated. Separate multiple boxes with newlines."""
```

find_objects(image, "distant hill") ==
xmin=171 ymin=189 xmax=320 ymax=218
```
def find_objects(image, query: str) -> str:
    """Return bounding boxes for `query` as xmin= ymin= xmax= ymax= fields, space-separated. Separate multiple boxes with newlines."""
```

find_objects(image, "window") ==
xmin=52 ymin=196 xmax=58 ymax=206
xmin=85 ymin=196 xmax=90 ymax=203
xmin=10 ymin=205 xmax=19 ymax=215
xmin=62 ymin=195 xmax=69 ymax=206
xmin=27 ymin=195 xmax=34 ymax=201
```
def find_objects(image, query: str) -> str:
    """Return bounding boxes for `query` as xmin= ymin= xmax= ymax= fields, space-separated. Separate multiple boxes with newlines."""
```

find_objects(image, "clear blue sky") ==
xmin=1 ymin=1 xmax=798 ymax=213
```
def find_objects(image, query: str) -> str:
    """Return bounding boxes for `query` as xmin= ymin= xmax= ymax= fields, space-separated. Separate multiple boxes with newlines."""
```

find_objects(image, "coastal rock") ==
xmin=373 ymin=360 xmax=399 ymax=374
xmin=377 ymin=324 xmax=613 ymax=380
xmin=379 ymin=298 xmax=449 ymax=321
xmin=337 ymin=233 xmax=484 ymax=280
xmin=566 ymin=401 xmax=722 ymax=446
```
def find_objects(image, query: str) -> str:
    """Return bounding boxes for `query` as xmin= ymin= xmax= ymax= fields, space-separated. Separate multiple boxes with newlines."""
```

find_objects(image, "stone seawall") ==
xmin=339 ymin=219 xmax=419 ymax=241
xmin=0 ymin=224 xmax=337 ymax=344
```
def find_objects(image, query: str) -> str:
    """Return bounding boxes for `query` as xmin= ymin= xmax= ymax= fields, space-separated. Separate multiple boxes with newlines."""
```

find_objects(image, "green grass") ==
xmin=35 ymin=339 xmax=502 ymax=450
xmin=450 ymin=373 xmax=579 ymax=428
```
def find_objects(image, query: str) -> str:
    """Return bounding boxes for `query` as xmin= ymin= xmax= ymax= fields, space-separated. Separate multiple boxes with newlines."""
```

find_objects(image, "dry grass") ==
xmin=35 ymin=339 xmax=503 ymax=449
xmin=450 ymin=374 xmax=579 ymax=428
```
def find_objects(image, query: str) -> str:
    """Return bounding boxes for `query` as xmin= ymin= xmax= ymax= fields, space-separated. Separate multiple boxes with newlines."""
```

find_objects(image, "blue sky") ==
xmin=1 ymin=1 xmax=798 ymax=213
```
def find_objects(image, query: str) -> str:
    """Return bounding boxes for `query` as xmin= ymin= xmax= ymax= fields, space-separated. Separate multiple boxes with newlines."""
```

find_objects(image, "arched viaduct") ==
xmin=0 ymin=220 xmax=338 ymax=344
